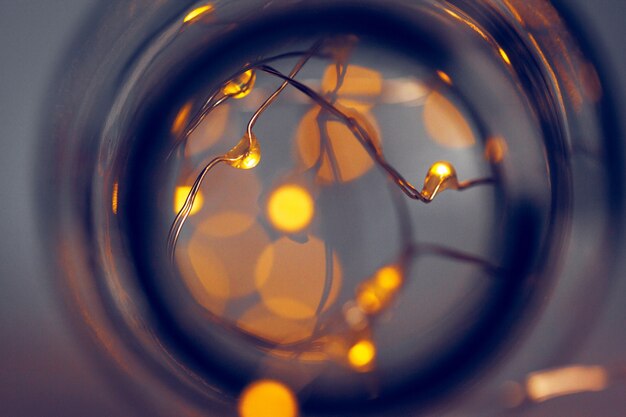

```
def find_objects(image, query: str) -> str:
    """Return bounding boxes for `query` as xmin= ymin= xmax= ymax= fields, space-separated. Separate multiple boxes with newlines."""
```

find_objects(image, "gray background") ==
xmin=0 ymin=1 xmax=625 ymax=416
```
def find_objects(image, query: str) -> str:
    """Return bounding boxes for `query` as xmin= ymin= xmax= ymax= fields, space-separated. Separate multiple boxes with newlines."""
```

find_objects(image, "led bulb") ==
xmin=420 ymin=161 xmax=459 ymax=201
xmin=225 ymin=132 xmax=261 ymax=170
xmin=223 ymin=69 xmax=256 ymax=99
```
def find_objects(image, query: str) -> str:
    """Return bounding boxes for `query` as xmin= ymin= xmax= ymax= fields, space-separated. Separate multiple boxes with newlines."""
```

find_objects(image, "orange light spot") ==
xmin=239 ymin=380 xmax=298 ymax=417
xmin=254 ymin=236 xmax=342 ymax=320
xmin=485 ymin=136 xmax=508 ymax=163
xmin=526 ymin=365 xmax=608 ymax=402
xmin=436 ymin=70 xmax=452 ymax=85
xmin=174 ymin=186 xmax=203 ymax=215
xmin=375 ymin=266 xmax=402 ymax=290
xmin=356 ymin=265 xmax=403 ymax=314
xmin=112 ymin=182 xmax=119 ymax=214
xmin=348 ymin=340 xmax=376 ymax=371
xmin=183 ymin=5 xmax=214 ymax=23
xmin=423 ymin=92 xmax=475 ymax=148
xmin=296 ymin=108 xmax=380 ymax=183
xmin=267 ymin=185 xmax=314 ymax=233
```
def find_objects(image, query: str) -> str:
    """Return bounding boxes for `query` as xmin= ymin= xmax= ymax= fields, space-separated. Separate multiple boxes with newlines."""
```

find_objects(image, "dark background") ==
xmin=0 ymin=1 xmax=624 ymax=416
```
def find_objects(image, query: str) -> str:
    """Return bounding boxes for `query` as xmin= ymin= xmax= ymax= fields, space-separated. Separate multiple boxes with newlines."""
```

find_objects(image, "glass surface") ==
xmin=42 ymin=0 xmax=623 ymax=416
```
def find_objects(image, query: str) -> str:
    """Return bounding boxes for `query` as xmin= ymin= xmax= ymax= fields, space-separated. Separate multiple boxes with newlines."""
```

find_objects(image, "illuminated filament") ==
xmin=420 ymin=161 xmax=459 ymax=201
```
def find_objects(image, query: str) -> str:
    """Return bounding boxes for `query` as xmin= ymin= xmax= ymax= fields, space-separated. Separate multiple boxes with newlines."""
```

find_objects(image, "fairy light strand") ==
xmin=166 ymin=38 xmax=497 ymax=369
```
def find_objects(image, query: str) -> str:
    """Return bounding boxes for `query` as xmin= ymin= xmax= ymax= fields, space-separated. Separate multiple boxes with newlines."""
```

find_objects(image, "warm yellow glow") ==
xmin=485 ymin=136 xmax=508 ymax=163
xmin=375 ymin=266 xmax=402 ymax=290
xmin=183 ymin=5 xmax=214 ymax=23
xmin=348 ymin=340 xmax=376 ymax=371
xmin=424 ymin=92 xmax=475 ymax=148
xmin=499 ymin=47 xmax=512 ymax=65
xmin=226 ymin=133 xmax=261 ymax=170
xmin=174 ymin=186 xmax=203 ymax=215
xmin=436 ymin=70 xmax=452 ymax=85
xmin=296 ymin=108 xmax=380 ymax=183
xmin=239 ymin=380 xmax=298 ymax=417
xmin=267 ymin=185 xmax=314 ymax=233
xmin=432 ymin=161 xmax=453 ymax=177
xmin=223 ymin=69 xmax=256 ymax=99
xmin=112 ymin=182 xmax=119 ymax=214
xmin=526 ymin=365 xmax=608 ymax=402
xmin=356 ymin=285 xmax=382 ymax=314
xmin=356 ymin=265 xmax=402 ymax=314
xmin=421 ymin=161 xmax=458 ymax=200
xmin=255 ymin=236 xmax=342 ymax=320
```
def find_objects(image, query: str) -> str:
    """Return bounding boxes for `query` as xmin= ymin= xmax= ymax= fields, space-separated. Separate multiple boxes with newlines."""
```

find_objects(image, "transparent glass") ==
xmin=41 ymin=0 xmax=623 ymax=416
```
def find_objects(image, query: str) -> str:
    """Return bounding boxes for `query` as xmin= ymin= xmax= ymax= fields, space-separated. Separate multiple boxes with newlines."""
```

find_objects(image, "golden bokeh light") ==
xmin=484 ymin=136 xmax=508 ymax=163
xmin=174 ymin=186 xmax=204 ymax=215
xmin=321 ymin=64 xmax=382 ymax=112
xmin=223 ymin=69 xmax=256 ymax=99
xmin=181 ymin=222 xmax=270 ymax=309
xmin=375 ymin=265 xmax=402 ymax=290
xmin=267 ymin=184 xmax=314 ymax=233
xmin=183 ymin=4 xmax=214 ymax=24
xmin=186 ymin=103 xmax=230 ymax=157
xmin=175 ymin=242 xmax=229 ymax=316
xmin=348 ymin=340 xmax=376 ymax=371
xmin=239 ymin=380 xmax=298 ymax=417
xmin=237 ymin=303 xmax=317 ymax=345
xmin=255 ymin=236 xmax=342 ymax=320
xmin=296 ymin=108 xmax=380 ymax=183
xmin=526 ymin=365 xmax=608 ymax=403
xmin=436 ymin=70 xmax=452 ymax=85
xmin=356 ymin=265 xmax=403 ymax=314
xmin=171 ymin=102 xmax=193 ymax=135
xmin=423 ymin=92 xmax=475 ymax=148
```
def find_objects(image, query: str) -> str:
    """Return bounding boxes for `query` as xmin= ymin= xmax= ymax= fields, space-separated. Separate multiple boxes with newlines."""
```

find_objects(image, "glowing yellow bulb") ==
xmin=267 ymin=185 xmax=314 ymax=233
xmin=421 ymin=161 xmax=458 ymax=201
xmin=183 ymin=5 xmax=214 ymax=23
xmin=348 ymin=340 xmax=376 ymax=371
xmin=375 ymin=266 xmax=402 ymax=290
xmin=225 ymin=133 xmax=261 ymax=170
xmin=356 ymin=265 xmax=403 ymax=314
xmin=356 ymin=285 xmax=382 ymax=314
xmin=223 ymin=70 xmax=256 ymax=99
xmin=174 ymin=186 xmax=203 ymax=215
xmin=238 ymin=380 xmax=298 ymax=417
xmin=499 ymin=48 xmax=511 ymax=65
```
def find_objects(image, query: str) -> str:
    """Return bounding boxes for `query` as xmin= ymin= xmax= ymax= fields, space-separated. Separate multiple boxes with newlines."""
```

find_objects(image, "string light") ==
xmin=166 ymin=37 xmax=496 ymax=371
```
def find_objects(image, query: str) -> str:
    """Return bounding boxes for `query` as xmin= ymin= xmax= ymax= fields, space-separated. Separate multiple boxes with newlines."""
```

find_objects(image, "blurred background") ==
xmin=0 ymin=0 xmax=625 ymax=416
